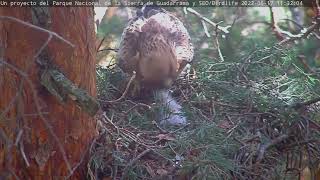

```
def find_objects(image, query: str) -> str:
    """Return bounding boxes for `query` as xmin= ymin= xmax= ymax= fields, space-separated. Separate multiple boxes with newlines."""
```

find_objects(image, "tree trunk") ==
xmin=0 ymin=7 xmax=97 ymax=179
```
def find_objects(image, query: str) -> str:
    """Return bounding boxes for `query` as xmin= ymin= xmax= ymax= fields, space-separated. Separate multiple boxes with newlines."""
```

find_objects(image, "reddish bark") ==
xmin=0 ymin=8 xmax=97 ymax=179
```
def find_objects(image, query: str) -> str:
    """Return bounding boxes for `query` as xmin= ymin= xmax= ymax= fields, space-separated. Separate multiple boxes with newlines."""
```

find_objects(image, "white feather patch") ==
xmin=155 ymin=89 xmax=187 ymax=126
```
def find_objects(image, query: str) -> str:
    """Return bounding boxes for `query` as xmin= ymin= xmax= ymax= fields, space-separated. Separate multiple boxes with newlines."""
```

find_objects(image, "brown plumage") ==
xmin=117 ymin=7 xmax=194 ymax=89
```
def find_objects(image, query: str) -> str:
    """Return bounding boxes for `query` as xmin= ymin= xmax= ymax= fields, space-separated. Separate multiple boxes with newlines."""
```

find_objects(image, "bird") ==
xmin=117 ymin=6 xmax=194 ymax=126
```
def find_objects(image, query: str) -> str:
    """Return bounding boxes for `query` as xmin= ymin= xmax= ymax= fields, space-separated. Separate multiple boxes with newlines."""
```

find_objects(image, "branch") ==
xmin=0 ymin=16 xmax=77 ymax=173
xmin=292 ymin=97 xmax=320 ymax=109
xmin=0 ymin=59 xmax=73 ymax=173
xmin=96 ymin=36 xmax=106 ymax=52
xmin=121 ymin=149 xmax=152 ymax=180
xmin=201 ymin=19 xmax=211 ymax=37
xmin=215 ymin=31 xmax=224 ymax=62
xmin=279 ymin=18 xmax=304 ymax=30
xmin=278 ymin=18 xmax=320 ymax=45
xmin=297 ymin=55 xmax=318 ymax=75
xmin=186 ymin=8 xmax=230 ymax=34
xmin=19 ymin=141 xmax=30 ymax=167
xmin=100 ymin=71 xmax=136 ymax=103
xmin=267 ymin=4 xmax=320 ymax=45
xmin=268 ymin=6 xmax=285 ymax=40
xmin=256 ymin=134 xmax=289 ymax=163
xmin=40 ymin=68 xmax=100 ymax=116
xmin=0 ymin=16 xmax=74 ymax=48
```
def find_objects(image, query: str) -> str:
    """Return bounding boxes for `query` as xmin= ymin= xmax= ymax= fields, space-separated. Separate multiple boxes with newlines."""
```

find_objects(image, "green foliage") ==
xmin=96 ymin=65 xmax=113 ymax=97
xmin=97 ymin=16 xmax=125 ymax=39
xmin=174 ymin=124 xmax=237 ymax=179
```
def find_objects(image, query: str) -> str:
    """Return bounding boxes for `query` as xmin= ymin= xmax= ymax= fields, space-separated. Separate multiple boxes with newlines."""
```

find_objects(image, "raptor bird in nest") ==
xmin=117 ymin=6 xmax=194 ymax=125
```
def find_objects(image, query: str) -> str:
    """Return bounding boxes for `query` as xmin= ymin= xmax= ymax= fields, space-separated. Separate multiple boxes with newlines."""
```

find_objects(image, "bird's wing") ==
xmin=142 ymin=11 xmax=194 ymax=71
xmin=118 ymin=8 xmax=194 ymax=75
xmin=117 ymin=17 xmax=145 ymax=74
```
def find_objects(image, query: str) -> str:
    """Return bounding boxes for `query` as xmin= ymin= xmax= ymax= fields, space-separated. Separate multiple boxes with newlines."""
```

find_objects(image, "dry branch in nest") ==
xmin=100 ymin=71 xmax=136 ymax=104
xmin=232 ymin=109 xmax=320 ymax=179
xmin=87 ymin=111 xmax=184 ymax=179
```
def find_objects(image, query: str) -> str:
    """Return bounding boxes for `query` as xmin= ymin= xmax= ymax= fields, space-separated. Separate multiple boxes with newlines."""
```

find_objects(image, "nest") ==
xmin=91 ymin=48 xmax=320 ymax=179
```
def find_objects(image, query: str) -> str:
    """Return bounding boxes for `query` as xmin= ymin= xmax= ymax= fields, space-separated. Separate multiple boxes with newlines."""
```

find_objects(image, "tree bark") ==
xmin=0 ymin=7 xmax=97 ymax=179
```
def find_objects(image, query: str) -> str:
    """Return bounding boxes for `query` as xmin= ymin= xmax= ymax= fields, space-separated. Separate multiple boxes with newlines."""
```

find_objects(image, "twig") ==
xmin=186 ymin=8 xmax=230 ymax=34
xmin=19 ymin=141 xmax=30 ymax=167
xmin=100 ymin=113 xmax=162 ymax=148
xmin=228 ymin=7 xmax=240 ymax=33
xmin=0 ymin=14 xmax=86 ymax=177
xmin=0 ymin=61 xmax=27 ymax=120
xmin=27 ymin=73 xmax=73 ymax=173
xmin=285 ymin=139 xmax=317 ymax=149
xmin=0 ymin=15 xmax=65 ymax=111
xmin=256 ymin=134 xmax=289 ymax=162
xmin=102 ymin=112 xmax=120 ymax=135
xmin=278 ymin=18 xmax=320 ymax=45
xmin=8 ymin=168 xmax=20 ymax=180
xmin=201 ymin=20 xmax=210 ymax=37
xmin=121 ymin=149 xmax=152 ymax=180
xmin=14 ymin=129 xmax=23 ymax=146
xmin=268 ymin=6 xmax=285 ymax=40
xmin=125 ymin=102 xmax=151 ymax=114
xmin=96 ymin=36 xmax=105 ymax=52
xmin=0 ymin=128 xmax=11 ymax=149
xmin=191 ymin=100 xmax=244 ymax=109
xmin=279 ymin=18 xmax=304 ymax=30
xmin=0 ymin=128 xmax=19 ymax=179
xmin=153 ymin=121 xmax=168 ymax=134
xmin=65 ymin=138 xmax=96 ymax=180
xmin=0 ymin=16 xmax=74 ymax=48
xmin=0 ymin=35 xmax=71 ymax=171
xmin=86 ymin=136 xmax=100 ymax=180
xmin=1 ymin=18 xmax=74 ymax=171
xmin=169 ymin=123 xmax=189 ymax=134
xmin=292 ymin=97 xmax=320 ymax=109
xmin=101 ymin=71 xmax=136 ymax=103
xmin=33 ymin=34 xmax=52 ymax=63
xmin=297 ymin=55 xmax=319 ymax=75
xmin=267 ymin=5 xmax=320 ymax=45
xmin=0 ymin=17 xmax=54 ymax=119
xmin=215 ymin=29 xmax=224 ymax=62
xmin=1 ymin=60 xmax=73 ymax=173
xmin=300 ymin=115 xmax=320 ymax=131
